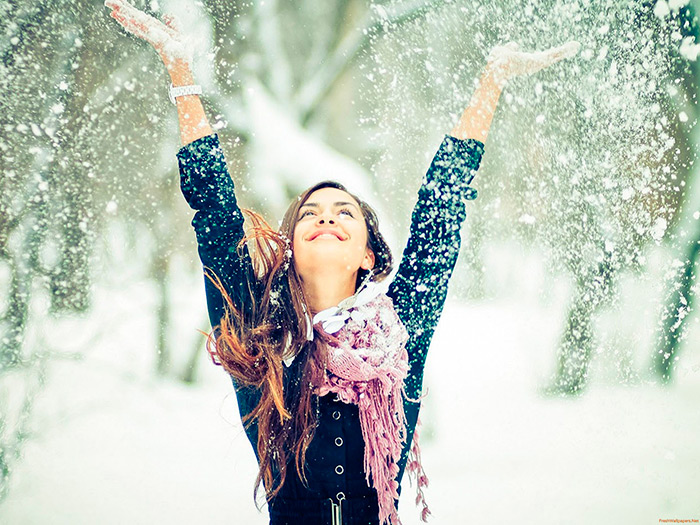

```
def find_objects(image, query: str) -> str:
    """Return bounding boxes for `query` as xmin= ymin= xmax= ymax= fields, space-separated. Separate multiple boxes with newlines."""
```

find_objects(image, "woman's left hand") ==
xmin=105 ymin=0 xmax=192 ymax=76
xmin=486 ymin=41 xmax=581 ymax=87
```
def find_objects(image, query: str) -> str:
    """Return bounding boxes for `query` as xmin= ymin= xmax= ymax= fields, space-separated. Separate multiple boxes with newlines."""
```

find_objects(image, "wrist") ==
xmin=168 ymin=65 xmax=195 ymax=86
xmin=483 ymin=64 xmax=508 ymax=91
xmin=169 ymin=82 xmax=202 ymax=105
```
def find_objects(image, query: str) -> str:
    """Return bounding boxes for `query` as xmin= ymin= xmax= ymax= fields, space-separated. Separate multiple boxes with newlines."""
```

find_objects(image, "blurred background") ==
xmin=1 ymin=0 xmax=699 ymax=523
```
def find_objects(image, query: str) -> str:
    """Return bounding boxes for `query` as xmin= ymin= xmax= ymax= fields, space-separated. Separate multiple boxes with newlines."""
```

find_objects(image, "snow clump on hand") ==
xmin=486 ymin=40 xmax=581 ymax=87
xmin=104 ymin=0 xmax=193 ymax=69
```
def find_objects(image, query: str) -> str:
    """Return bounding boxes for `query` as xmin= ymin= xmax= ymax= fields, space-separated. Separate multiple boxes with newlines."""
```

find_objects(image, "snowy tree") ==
xmin=0 ymin=0 xmax=446 ymax=500
xmin=2 ymin=0 xmax=699 ymax=511
xmin=358 ymin=0 xmax=698 ymax=395
xmin=653 ymin=1 xmax=700 ymax=384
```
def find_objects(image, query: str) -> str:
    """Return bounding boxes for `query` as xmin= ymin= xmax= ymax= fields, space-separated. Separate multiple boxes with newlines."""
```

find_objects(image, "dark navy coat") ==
xmin=177 ymin=133 xmax=484 ymax=524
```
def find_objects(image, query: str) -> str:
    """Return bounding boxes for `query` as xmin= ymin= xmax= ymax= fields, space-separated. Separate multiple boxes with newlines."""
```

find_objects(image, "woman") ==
xmin=105 ymin=2 xmax=579 ymax=524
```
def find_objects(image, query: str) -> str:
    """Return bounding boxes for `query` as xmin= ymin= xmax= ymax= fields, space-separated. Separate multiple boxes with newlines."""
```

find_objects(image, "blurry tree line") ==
xmin=361 ymin=0 xmax=699 ymax=394
xmin=0 ymin=0 xmax=699 ymax=504
xmin=0 ymin=0 xmax=445 ymax=502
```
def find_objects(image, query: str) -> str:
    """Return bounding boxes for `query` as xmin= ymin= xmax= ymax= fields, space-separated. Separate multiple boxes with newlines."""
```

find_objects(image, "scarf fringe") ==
xmin=314 ymin=293 xmax=431 ymax=525
xmin=406 ymin=416 xmax=431 ymax=522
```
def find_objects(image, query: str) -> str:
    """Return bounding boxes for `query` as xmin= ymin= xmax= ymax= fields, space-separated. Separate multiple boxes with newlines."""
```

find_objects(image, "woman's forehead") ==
xmin=303 ymin=187 xmax=360 ymax=207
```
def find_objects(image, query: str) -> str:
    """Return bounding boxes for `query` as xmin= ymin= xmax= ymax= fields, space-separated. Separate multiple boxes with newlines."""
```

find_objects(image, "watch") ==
xmin=168 ymin=83 xmax=202 ymax=104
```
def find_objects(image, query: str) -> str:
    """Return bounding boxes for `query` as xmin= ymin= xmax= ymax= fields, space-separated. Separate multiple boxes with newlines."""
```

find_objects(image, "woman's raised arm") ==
xmin=105 ymin=0 xmax=257 ymax=332
xmin=451 ymin=41 xmax=581 ymax=144
xmin=105 ymin=0 xmax=213 ymax=145
xmin=390 ymin=41 xmax=581 ymax=397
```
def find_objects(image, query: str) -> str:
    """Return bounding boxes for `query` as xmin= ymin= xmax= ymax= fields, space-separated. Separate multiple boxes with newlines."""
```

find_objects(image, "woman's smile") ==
xmin=307 ymin=229 xmax=347 ymax=241
xmin=292 ymin=187 xmax=375 ymax=309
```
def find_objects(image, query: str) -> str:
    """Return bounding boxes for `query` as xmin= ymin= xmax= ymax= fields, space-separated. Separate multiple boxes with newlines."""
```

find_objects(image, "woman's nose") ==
xmin=316 ymin=214 xmax=335 ymax=224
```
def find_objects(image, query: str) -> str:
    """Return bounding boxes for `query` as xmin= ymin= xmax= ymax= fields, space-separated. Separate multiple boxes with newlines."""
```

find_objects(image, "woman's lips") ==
xmin=308 ymin=230 xmax=345 ymax=241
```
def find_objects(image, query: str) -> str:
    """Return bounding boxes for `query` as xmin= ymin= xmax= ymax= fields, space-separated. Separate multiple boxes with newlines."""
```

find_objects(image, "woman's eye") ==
xmin=299 ymin=208 xmax=353 ymax=219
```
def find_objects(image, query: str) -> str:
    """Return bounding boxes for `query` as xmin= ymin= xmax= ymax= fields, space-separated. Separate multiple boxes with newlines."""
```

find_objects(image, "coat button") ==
xmin=332 ymin=411 xmax=341 ymax=420
xmin=335 ymin=465 xmax=344 ymax=475
xmin=335 ymin=437 xmax=343 ymax=447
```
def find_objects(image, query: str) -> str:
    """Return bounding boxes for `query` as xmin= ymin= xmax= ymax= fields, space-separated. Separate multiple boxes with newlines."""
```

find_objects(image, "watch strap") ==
xmin=169 ymin=83 xmax=202 ymax=104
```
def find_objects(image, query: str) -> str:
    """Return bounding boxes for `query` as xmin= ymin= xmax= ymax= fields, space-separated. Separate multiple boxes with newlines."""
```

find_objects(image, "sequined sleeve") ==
xmin=387 ymin=134 xmax=484 ymax=399
xmin=177 ymin=134 xmax=262 ymax=444
xmin=177 ymin=133 xmax=259 ymax=328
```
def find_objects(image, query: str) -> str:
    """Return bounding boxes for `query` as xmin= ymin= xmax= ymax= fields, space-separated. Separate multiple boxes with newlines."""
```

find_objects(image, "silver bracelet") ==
xmin=168 ymin=83 xmax=202 ymax=105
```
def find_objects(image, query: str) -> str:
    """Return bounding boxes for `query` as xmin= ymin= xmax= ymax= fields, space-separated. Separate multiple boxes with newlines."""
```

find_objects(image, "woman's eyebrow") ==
xmin=299 ymin=201 xmax=359 ymax=210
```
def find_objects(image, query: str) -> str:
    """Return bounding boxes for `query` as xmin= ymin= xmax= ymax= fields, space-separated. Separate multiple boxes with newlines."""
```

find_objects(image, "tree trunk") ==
xmin=546 ymin=252 xmax=615 ymax=395
xmin=152 ymin=248 xmax=170 ymax=376
xmin=1 ymin=257 xmax=30 ymax=368
xmin=180 ymin=316 xmax=211 ymax=384
xmin=654 ymin=224 xmax=700 ymax=382
xmin=652 ymin=2 xmax=700 ymax=383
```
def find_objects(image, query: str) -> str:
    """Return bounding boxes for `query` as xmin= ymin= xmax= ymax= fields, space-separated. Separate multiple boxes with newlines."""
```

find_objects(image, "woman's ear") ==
xmin=361 ymin=249 xmax=375 ymax=270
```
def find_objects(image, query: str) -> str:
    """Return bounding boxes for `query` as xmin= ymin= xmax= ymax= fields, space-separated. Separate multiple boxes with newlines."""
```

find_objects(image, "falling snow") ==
xmin=1 ymin=0 xmax=699 ymax=523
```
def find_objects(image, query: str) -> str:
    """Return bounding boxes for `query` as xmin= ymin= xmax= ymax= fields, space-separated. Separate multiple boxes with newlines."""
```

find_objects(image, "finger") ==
xmin=162 ymin=14 xmax=181 ymax=38
xmin=110 ymin=10 xmax=129 ymax=27
xmin=111 ymin=10 xmax=153 ymax=42
xmin=105 ymin=0 xmax=129 ymax=10
xmin=112 ymin=6 xmax=170 ymax=46
xmin=523 ymin=44 xmax=575 ymax=73
xmin=559 ymin=40 xmax=581 ymax=58
xmin=129 ymin=7 xmax=174 ymax=43
xmin=163 ymin=14 xmax=177 ymax=30
xmin=110 ymin=11 xmax=140 ymax=37
xmin=547 ymin=41 xmax=581 ymax=65
xmin=116 ymin=0 xmax=157 ymax=27
xmin=549 ymin=41 xmax=580 ymax=60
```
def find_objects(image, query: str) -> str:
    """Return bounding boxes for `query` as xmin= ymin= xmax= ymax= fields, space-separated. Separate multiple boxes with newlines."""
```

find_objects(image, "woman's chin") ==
xmin=297 ymin=260 xmax=360 ymax=277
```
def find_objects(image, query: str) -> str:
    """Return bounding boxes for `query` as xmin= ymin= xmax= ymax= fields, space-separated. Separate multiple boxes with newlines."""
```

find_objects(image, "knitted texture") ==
xmin=314 ymin=292 xmax=428 ymax=525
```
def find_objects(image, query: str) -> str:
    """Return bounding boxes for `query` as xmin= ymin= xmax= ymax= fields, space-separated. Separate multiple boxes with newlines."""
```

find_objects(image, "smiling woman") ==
xmin=292 ymin=187 xmax=378 ymax=316
xmin=104 ymin=1 xmax=579 ymax=523
xmin=183 ymin=132 xmax=478 ymax=525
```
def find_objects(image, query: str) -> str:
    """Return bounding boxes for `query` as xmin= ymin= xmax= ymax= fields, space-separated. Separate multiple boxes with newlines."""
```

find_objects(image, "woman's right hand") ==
xmin=104 ymin=0 xmax=192 ymax=79
xmin=486 ymin=41 xmax=580 ymax=88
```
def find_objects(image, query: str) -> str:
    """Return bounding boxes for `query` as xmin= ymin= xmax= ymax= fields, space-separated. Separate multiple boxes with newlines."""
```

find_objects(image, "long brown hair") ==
xmin=205 ymin=180 xmax=393 ymax=504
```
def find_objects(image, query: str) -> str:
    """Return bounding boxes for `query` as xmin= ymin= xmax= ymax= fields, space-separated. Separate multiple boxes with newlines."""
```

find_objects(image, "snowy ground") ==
xmin=2 ymin=242 xmax=700 ymax=525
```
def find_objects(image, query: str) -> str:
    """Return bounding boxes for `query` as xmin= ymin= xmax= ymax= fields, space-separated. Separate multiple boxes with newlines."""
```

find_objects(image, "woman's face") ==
xmin=292 ymin=187 xmax=375 ymax=283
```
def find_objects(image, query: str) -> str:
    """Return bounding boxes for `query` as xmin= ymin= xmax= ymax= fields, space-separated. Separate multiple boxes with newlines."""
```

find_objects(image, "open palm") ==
xmin=487 ymin=41 xmax=581 ymax=86
xmin=104 ymin=0 xmax=191 ymax=69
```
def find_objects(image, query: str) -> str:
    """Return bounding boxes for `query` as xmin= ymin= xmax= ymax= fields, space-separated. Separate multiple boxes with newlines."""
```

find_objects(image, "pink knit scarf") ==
xmin=311 ymin=287 xmax=431 ymax=525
